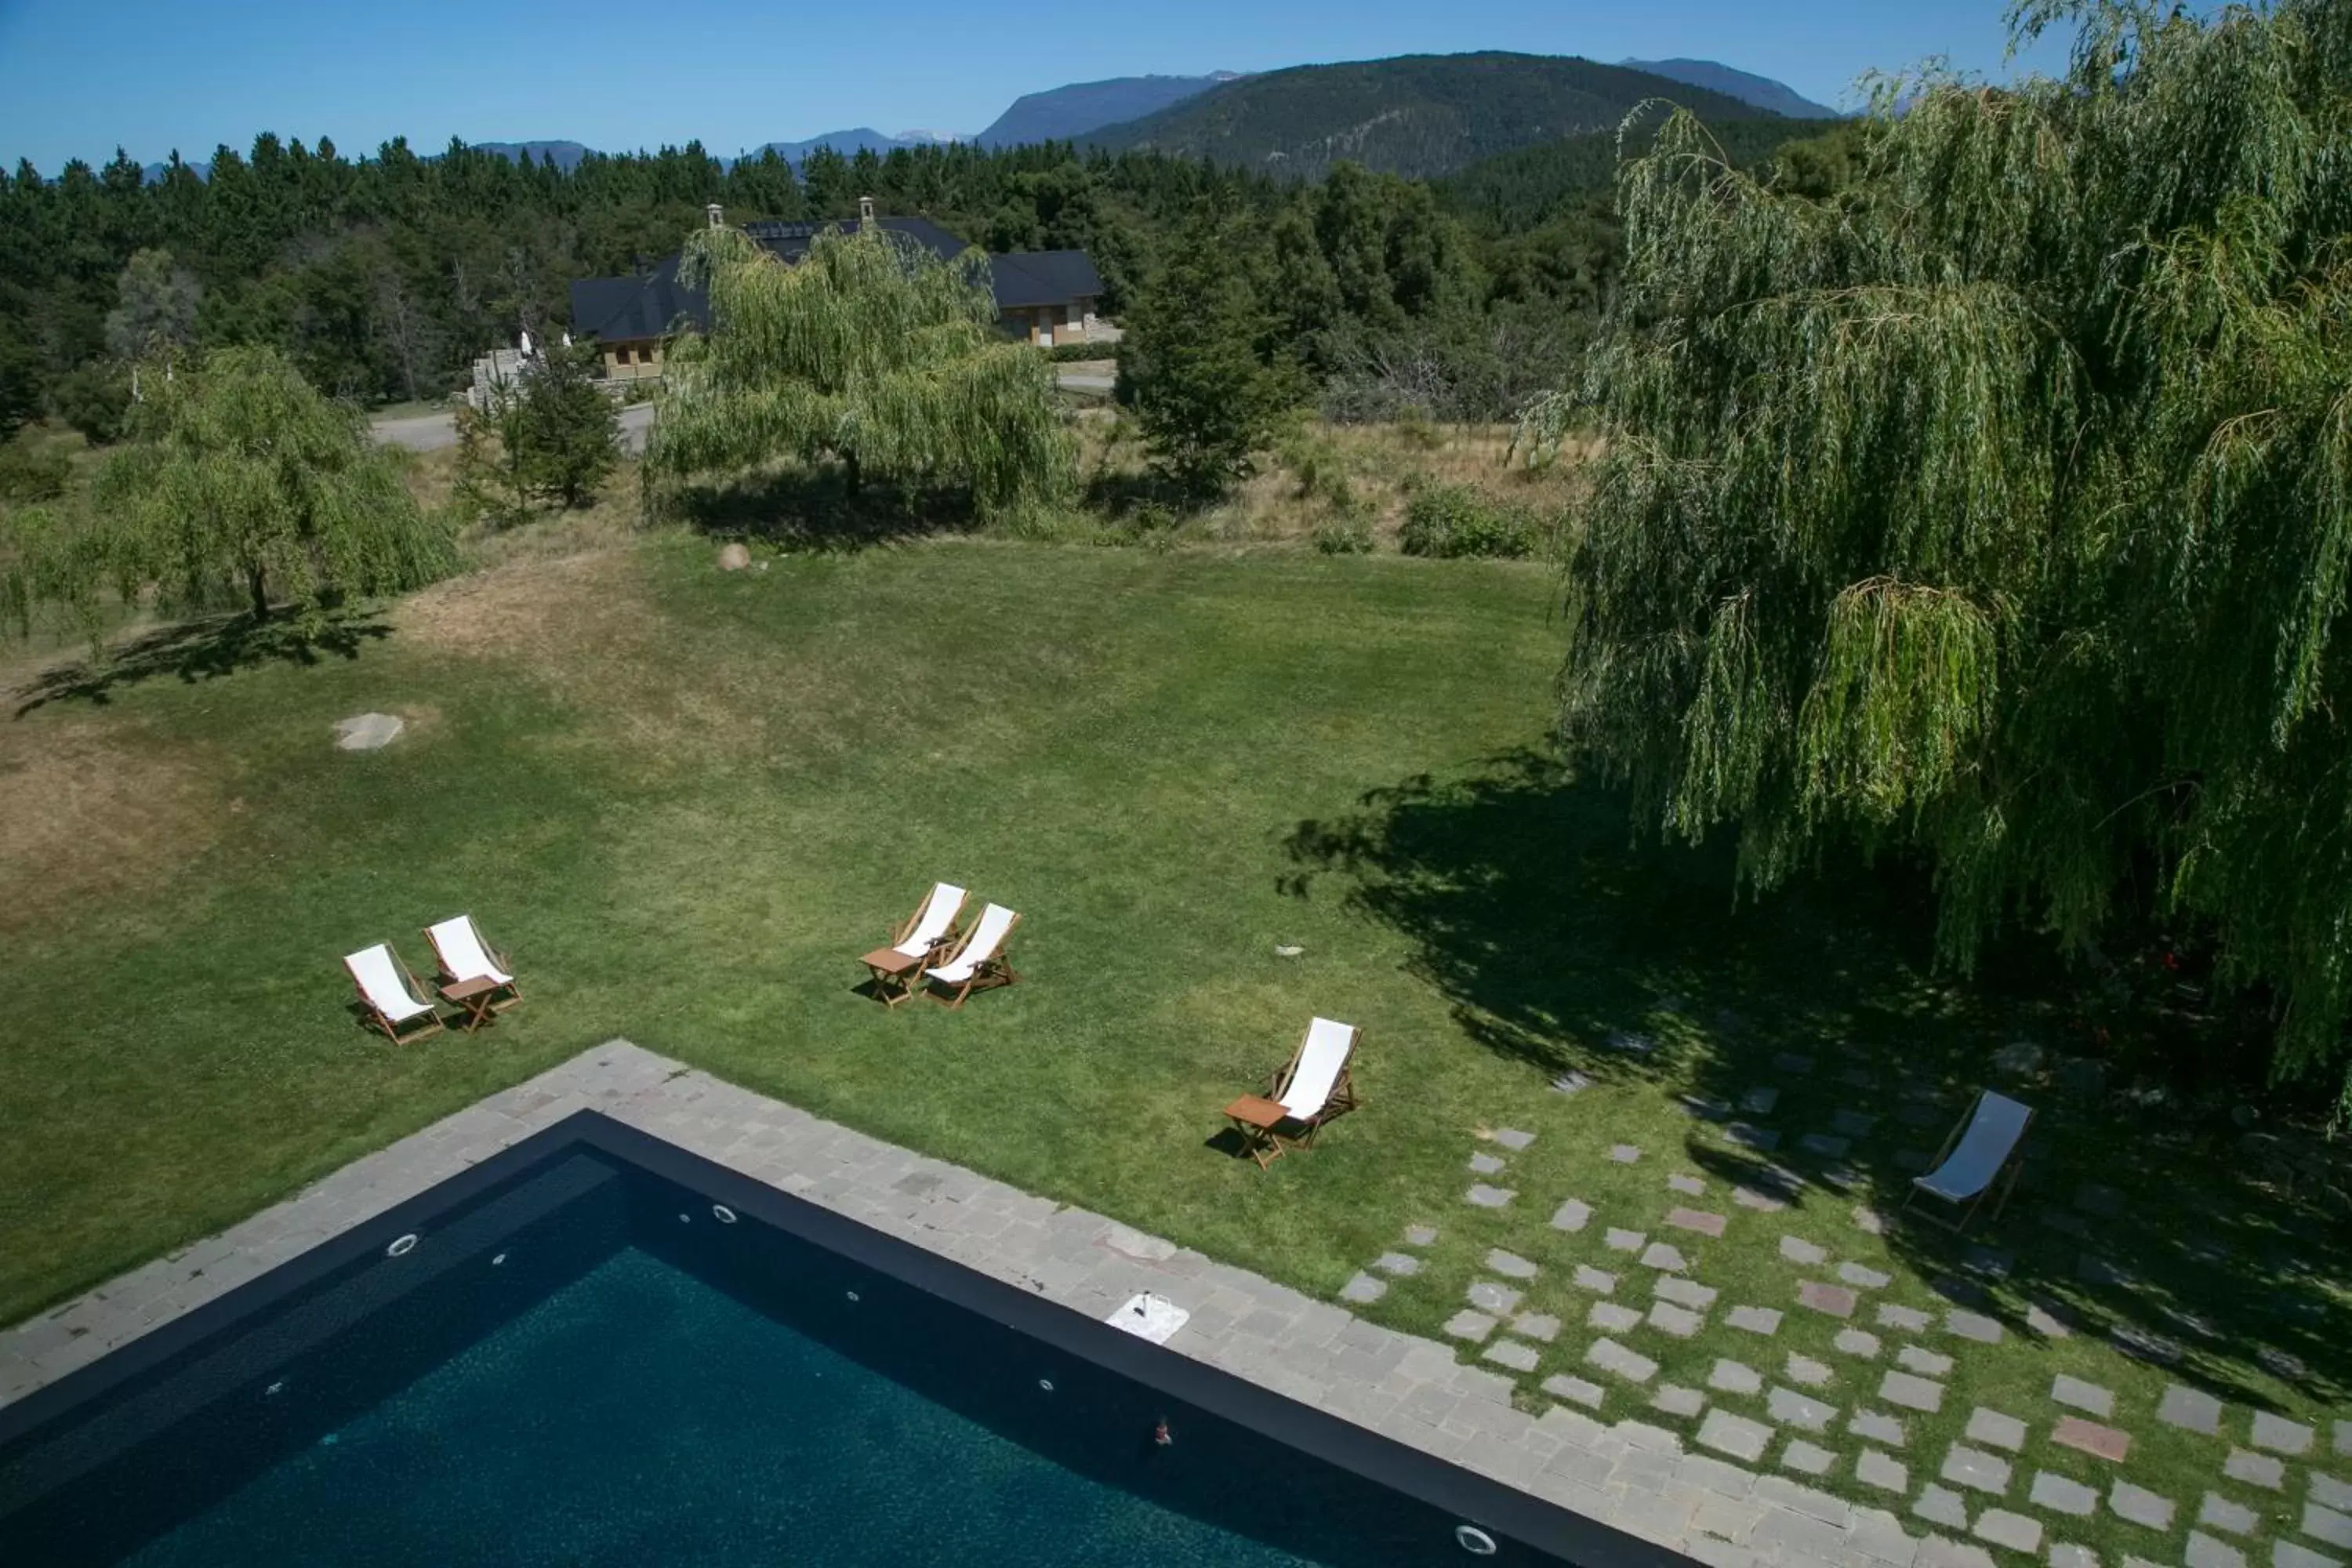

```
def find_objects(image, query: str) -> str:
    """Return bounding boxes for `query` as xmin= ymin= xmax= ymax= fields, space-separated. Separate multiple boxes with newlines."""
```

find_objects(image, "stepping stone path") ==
xmin=1943 ymin=1444 xmax=2013 ymax=1495
xmin=2026 ymin=1301 xmax=2074 ymax=1338
xmin=1667 ymin=1207 xmax=1727 ymax=1238
xmin=2252 ymin=1411 xmax=2317 ymax=1456
xmin=1698 ymin=1410 xmax=1773 ymax=1461
xmin=1341 ymin=1272 xmax=1386 ymax=1303
xmin=1900 ymin=1345 xmax=1955 ymax=1377
xmin=1781 ymin=1236 xmax=1829 ymax=1266
xmin=1831 ymin=1109 xmax=1879 ymax=1137
xmin=1782 ymin=1438 xmax=1835 ymax=1476
xmin=1444 ymin=1309 xmax=1495 ymax=1342
xmin=1710 ymin=1359 xmax=1764 ymax=1395
xmin=1551 ymin=1199 xmax=1592 ymax=1233
xmin=2304 ymin=1502 xmax=2352 ymax=1550
xmin=1851 ymin=1410 xmax=1907 ymax=1447
xmin=2187 ymin=1533 xmax=2246 ymax=1568
xmin=1484 ymin=1249 xmax=1538 ymax=1279
xmin=1403 ymin=1224 xmax=1438 ymax=1246
xmin=1640 ymin=1243 xmax=1689 ymax=1272
xmin=2033 ymin=1473 xmax=2100 ymax=1516
xmin=1467 ymin=1281 xmax=1522 ymax=1314
xmin=1573 ymin=1265 xmax=1617 ymax=1294
xmin=1798 ymin=1281 xmax=1859 ymax=1318
xmin=1882 ymin=1371 xmax=1946 ymax=1413
xmin=1656 ymin=1276 xmax=1717 ymax=1309
xmin=1543 ymin=1374 xmax=1603 ymax=1409
xmin=1653 ymin=1385 xmax=1705 ymax=1418
xmin=1466 ymin=1184 xmax=1515 ymax=1207
xmin=1769 ymin=1387 xmax=1837 ymax=1432
xmin=1513 ymin=1312 xmax=1561 ymax=1343
xmin=1370 ymin=1252 xmax=1421 ymax=1276
xmin=1493 ymin=1127 xmax=1536 ymax=1150
xmin=1648 ymin=1301 xmax=1704 ymax=1338
xmin=1841 ymin=1262 xmax=1893 ymax=1289
xmin=1727 ymin=1305 xmax=1784 ymax=1336
xmin=1605 ymin=1228 xmax=1646 ymax=1253
xmin=2112 ymin=1324 xmax=2184 ymax=1365
xmin=1802 ymin=1134 xmax=1853 ymax=1158
xmin=1586 ymin=1338 xmax=1657 ymax=1384
xmin=2201 ymin=1494 xmax=2259 ymax=1535
xmin=1976 ymin=1510 xmax=2044 ymax=1555
xmin=1668 ymin=1173 xmax=1706 ymax=1196
xmin=2053 ymin=1417 xmax=2131 ymax=1462
xmin=1913 ymin=1483 xmax=1971 ymax=1530
xmin=1785 ymin=1355 xmax=1832 ymax=1388
xmin=1743 ymin=1087 xmax=1781 ymax=1114
xmin=1878 ymin=1303 xmax=1931 ymax=1331
xmin=333 ymin=712 xmax=405 ymax=750
xmin=1590 ymin=1301 xmax=1642 ymax=1333
xmin=1858 ymin=1450 xmax=1910 ymax=1493
xmin=1835 ymin=1328 xmax=1882 ymax=1359
xmin=2225 ymin=1450 xmax=2285 ymax=1490
xmin=2110 ymin=1481 xmax=2176 ymax=1531
xmin=1726 ymin=1123 xmax=1781 ymax=1152
xmin=2161 ymin=1384 xmax=2224 ymax=1434
xmin=1610 ymin=1145 xmax=1642 ymax=1163
xmin=1853 ymin=1206 xmax=1890 ymax=1236
xmin=2051 ymin=1374 xmax=2114 ymax=1417
xmin=1483 ymin=1340 xmax=1541 ymax=1373
xmin=1550 ymin=1071 xmax=1591 ymax=1095
xmin=1733 ymin=1185 xmax=1788 ymax=1213
xmin=1947 ymin=1309 xmax=2004 ymax=1345
xmin=1468 ymin=1152 xmax=1507 ymax=1174
xmin=1966 ymin=1409 xmax=2028 ymax=1452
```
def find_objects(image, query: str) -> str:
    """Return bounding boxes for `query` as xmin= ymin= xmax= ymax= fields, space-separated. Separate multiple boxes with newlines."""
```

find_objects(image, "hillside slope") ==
xmin=1439 ymin=115 xmax=1838 ymax=228
xmin=978 ymin=74 xmax=1236 ymax=147
xmin=1083 ymin=53 xmax=1773 ymax=180
xmin=1619 ymin=58 xmax=1842 ymax=118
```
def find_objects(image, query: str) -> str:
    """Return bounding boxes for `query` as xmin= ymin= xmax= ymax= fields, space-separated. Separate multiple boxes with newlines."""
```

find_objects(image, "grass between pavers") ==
xmin=2 ymin=532 xmax=2344 ymax=1557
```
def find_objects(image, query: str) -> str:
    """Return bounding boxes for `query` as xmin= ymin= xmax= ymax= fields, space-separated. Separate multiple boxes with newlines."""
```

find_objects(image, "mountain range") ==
xmin=130 ymin=53 xmax=1831 ymax=186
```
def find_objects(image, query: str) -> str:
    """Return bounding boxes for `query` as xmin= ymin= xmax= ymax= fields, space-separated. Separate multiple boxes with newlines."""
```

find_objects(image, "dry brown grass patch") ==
xmin=0 ymin=720 xmax=223 ymax=934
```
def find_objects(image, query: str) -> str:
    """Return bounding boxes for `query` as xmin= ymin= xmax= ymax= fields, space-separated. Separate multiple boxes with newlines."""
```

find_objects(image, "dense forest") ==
xmin=0 ymin=108 xmax=1846 ymax=438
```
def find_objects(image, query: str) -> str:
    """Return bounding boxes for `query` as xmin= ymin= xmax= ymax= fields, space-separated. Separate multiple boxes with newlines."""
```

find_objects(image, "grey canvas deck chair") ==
xmin=1904 ymin=1089 xmax=2034 ymax=1231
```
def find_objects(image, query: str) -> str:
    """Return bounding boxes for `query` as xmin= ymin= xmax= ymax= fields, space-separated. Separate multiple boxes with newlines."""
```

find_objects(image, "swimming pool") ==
xmin=0 ymin=1114 xmax=1680 ymax=1566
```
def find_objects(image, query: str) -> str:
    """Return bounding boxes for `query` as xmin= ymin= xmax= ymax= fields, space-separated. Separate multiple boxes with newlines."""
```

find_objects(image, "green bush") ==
xmin=1311 ymin=517 xmax=1374 ymax=555
xmin=51 ymin=365 xmax=131 ymax=447
xmin=0 ymin=437 xmax=71 ymax=503
xmin=1399 ymin=483 xmax=1540 ymax=559
xmin=1041 ymin=342 xmax=1117 ymax=363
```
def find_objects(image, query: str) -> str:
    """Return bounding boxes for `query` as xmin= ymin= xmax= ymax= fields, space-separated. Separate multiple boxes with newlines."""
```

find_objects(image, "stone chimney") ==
xmin=706 ymin=202 xmax=724 ymax=229
xmin=858 ymin=194 xmax=876 ymax=227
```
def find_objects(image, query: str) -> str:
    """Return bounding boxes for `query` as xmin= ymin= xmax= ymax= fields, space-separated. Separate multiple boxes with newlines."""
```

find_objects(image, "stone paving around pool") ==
xmin=2 ymin=1040 xmax=2346 ymax=1568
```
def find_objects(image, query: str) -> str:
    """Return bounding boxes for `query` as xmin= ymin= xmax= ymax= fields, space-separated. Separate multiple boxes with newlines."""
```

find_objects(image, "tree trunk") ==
xmin=248 ymin=564 xmax=270 ymax=622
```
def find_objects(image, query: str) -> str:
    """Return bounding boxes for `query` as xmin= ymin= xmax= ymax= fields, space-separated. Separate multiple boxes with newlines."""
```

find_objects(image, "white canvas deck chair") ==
xmin=862 ymin=883 xmax=967 ymax=1006
xmin=344 ymin=942 xmax=442 ymax=1044
xmin=1904 ymin=1089 xmax=2034 ymax=1231
xmin=924 ymin=902 xmax=1020 ymax=1007
xmin=1228 ymin=1018 xmax=1362 ymax=1170
xmin=424 ymin=914 xmax=522 ymax=1019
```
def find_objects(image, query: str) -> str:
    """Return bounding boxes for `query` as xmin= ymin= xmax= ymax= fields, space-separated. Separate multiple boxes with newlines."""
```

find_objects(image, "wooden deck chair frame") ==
xmin=1900 ymin=1094 xmax=2034 ymax=1232
xmin=424 ymin=916 xmax=523 ymax=1012
xmin=890 ymin=885 xmax=967 ymax=958
xmin=348 ymin=945 xmax=444 ymax=1045
xmin=1254 ymin=1022 xmax=1363 ymax=1168
xmin=925 ymin=910 xmax=1022 ymax=1008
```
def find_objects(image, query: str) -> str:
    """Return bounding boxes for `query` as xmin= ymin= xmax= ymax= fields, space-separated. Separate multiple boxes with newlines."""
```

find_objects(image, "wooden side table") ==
xmin=1222 ymin=1093 xmax=1291 ymax=1170
xmin=439 ymin=975 xmax=503 ymax=1033
xmin=860 ymin=946 xmax=927 ymax=1007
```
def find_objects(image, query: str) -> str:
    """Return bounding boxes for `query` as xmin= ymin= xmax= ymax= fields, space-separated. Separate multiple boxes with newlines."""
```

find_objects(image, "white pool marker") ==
xmin=1105 ymin=1293 xmax=1190 ymax=1346
xmin=1037 ymin=1378 xmax=1054 ymax=1392
xmin=846 ymin=1290 xmax=860 ymax=1302
xmin=677 ymin=1213 xmax=691 ymax=1224
xmin=1455 ymin=1524 xmax=1498 ymax=1555
xmin=712 ymin=1204 xmax=738 ymax=1225
xmin=386 ymin=1233 xmax=419 ymax=1258
xmin=492 ymin=1253 xmax=507 ymax=1266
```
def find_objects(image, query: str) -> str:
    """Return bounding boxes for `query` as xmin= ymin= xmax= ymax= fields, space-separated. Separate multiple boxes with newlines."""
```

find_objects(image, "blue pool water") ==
xmin=0 ymin=1133 xmax=1577 ymax=1566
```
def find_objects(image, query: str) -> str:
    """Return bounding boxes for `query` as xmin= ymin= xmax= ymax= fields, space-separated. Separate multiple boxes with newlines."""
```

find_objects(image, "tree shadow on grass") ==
xmin=1283 ymin=747 xmax=2352 ymax=1417
xmin=13 ymin=607 xmax=394 ymax=716
xmin=664 ymin=463 xmax=977 ymax=554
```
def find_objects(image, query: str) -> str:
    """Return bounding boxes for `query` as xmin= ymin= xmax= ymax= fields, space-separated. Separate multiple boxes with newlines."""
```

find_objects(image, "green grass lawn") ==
xmin=1 ymin=534 xmax=2343 ymax=1557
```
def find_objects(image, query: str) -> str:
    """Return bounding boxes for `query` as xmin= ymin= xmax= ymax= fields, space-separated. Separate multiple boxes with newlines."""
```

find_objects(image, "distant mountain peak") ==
xmin=978 ymin=74 xmax=1240 ymax=149
xmin=1617 ymin=59 xmax=1842 ymax=119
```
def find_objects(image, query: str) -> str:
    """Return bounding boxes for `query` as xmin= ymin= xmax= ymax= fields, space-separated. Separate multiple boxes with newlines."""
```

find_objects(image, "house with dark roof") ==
xmin=568 ymin=200 xmax=1106 ymax=383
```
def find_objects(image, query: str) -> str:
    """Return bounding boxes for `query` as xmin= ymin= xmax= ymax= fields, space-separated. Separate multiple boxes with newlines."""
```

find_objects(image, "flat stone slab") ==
xmin=1725 ymin=1123 xmax=1781 ymax=1152
xmin=1668 ymin=1173 xmax=1707 ymax=1196
xmin=1465 ymin=1184 xmax=1516 ymax=1207
xmin=1857 ymin=1450 xmax=1909 ymax=1493
xmin=1494 ymin=1127 xmax=1537 ymax=1150
xmin=1543 ymin=1373 xmax=1604 ymax=1410
xmin=2031 ymin=1472 xmax=2100 ymax=1516
xmin=1371 ymin=1251 xmax=1421 ymax=1276
xmin=1587 ymin=1337 xmax=1658 ymax=1384
xmin=2315 ymin=1477 xmax=2352 ymax=1512
xmin=2187 ymin=1532 xmax=2248 ymax=1568
xmin=1768 ymin=1386 xmax=1838 ymax=1432
xmin=1947 ymin=1309 xmax=2005 ymax=1344
xmin=1773 ymin=1051 xmax=1816 ymax=1073
xmin=1655 ymin=1275 xmax=1718 ymax=1309
xmin=2201 ymin=1494 xmax=2260 ymax=1536
xmin=1512 ymin=1312 xmax=1562 ymax=1343
xmin=1785 ymin=1354 xmax=1832 ymax=1388
xmin=1609 ymin=1144 xmax=1642 ymax=1163
xmin=1697 ymin=1409 xmax=1773 ymax=1462
xmin=1851 ymin=1409 xmax=1907 ymax=1447
xmin=1604 ymin=1227 xmax=1646 ymax=1253
xmin=2053 ymin=1417 xmax=2131 ymax=1462
xmin=2303 ymin=1504 xmax=2352 ymax=1550
xmin=2225 ymin=1449 xmax=2285 ymax=1490
xmin=1709 ymin=1359 xmax=1763 ymax=1396
xmin=1835 ymin=1328 xmax=1882 ymax=1359
xmin=1783 ymin=1438 xmax=1836 ymax=1476
xmin=1550 ymin=1199 xmax=1592 ymax=1233
xmin=1878 ymin=1303 xmax=1931 ymax=1332
xmin=2110 ymin=1481 xmax=2176 ymax=1531
xmin=1798 ymin=1281 xmax=1858 ymax=1318
xmin=1976 ymin=1510 xmax=2044 ymax=1555
xmin=2160 ymin=1384 xmax=2224 ymax=1434
xmin=1840 ymin=1262 xmax=1893 ymax=1290
xmin=1648 ymin=1301 xmax=1704 ymax=1338
xmin=1341 ymin=1272 xmax=1388 ymax=1303
xmin=1467 ymin=1279 xmax=1523 ymax=1314
xmin=2276 ymin=1545 xmax=2347 ymax=1568
xmin=1573 ymin=1265 xmax=1617 ymax=1294
xmin=332 ymin=711 xmax=405 ymax=750
xmin=1882 ymin=1370 xmax=1946 ymax=1413
xmin=1652 ymin=1384 xmax=1706 ymax=1418
xmin=1781 ymin=1236 xmax=1828 ymax=1265
xmin=1485 ymin=1249 xmax=1539 ymax=1279
xmin=1913 ymin=1483 xmax=1972 ymax=1530
xmin=2051 ymin=1374 xmax=2114 ymax=1417
xmin=1483 ymin=1338 xmax=1541 ymax=1373
xmin=1667 ymin=1207 xmax=1728 ymax=1238
xmin=1727 ymin=1305 xmax=1784 ymax=1336
xmin=1966 ymin=1408 xmax=2029 ymax=1452
xmin=1943 ymin=1443 xmax=2013 ymax=1494
xmin=1444 ymin=1309 xmax=1497 ymax=1342
xmin=1403 ymin=1224 xmax=1439 ymax=1246
xmin=1640 ymin=1242 xmax=1689 ymax=1272
xmin=1744 ymin=1087 xmax=1782 ymax=1113
xmin=1468 ymin=1151 xmax=1507 ymax=1174
xmin=1589 ymin=1301 xmax=1642 ymax=1333
xmin=2252 ymin=1411 xmax=2317 ymax=1457
xmin=1831 ymin=1109 xmax=1879 ymax=1137
xmin=1900 ymin=1345 xmax=1955 ymax=1377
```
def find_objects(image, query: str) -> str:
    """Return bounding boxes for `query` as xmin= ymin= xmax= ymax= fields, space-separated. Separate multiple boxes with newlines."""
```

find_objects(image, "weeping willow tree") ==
xmin=1519 ymin=0 xmax=2352 ymax=1103
xmin=2 ymin=346 xmax=452 ymax=637
xmin=646 ymin=223 xmax=1072 ymax=517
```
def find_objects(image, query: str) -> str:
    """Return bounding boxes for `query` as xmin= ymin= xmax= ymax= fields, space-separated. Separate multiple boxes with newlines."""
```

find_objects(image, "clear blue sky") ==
xmin=0 ymin=0 xmax=2067 ymax=172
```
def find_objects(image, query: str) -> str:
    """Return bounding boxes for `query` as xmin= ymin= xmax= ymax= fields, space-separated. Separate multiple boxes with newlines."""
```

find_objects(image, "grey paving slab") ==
xmin=1670 ymin=1173 xmax=1708 ymax=1196
xmin=1513 ymin=1312 xmax=1562 ymax=1343
xmin=1879 ymin=1303 xmax=1932 ymax=1332
xmin=1590 ymin=1301 xmax=1643 ymax=1333
xmin=1605 ymin=1227 xmax=1647 ymax=1253
xmin=1698 ymin=1409 xmax=1774 ymax=1462
xmin=2338 ymin=1421 xmax=2351 ymax=1458
xmin=1947 ymin=1310 xmax=2005 ymax=1345
xmin=1727 ymin=1305 xmax=1784 ymax=1337
xmin=1768 ymin=1387 xmax=1838 ymax=1432
xmin=2201 ymin=1494 xmax=2259 ymax=1536
xmin=2188 ymin=1533 xmax=2249 ymax=1568
xmin=1841 ymin=1263 xmax=1894 ymax=1290
xmin=1469 ymin=1151 xmax=1508 ymax=1174
xmin=1468 ymin=1280 xmax=1524 ymax=1314
xmin=1466 ymin=1183 xmax=1517 ymax=1208
xmin=1341 ymin=1272 xmax=1388 ymax=1303
xmin=1610 ymin=1144 xmax=1644 ymax=1163
xmin=1653 ymin=1384 xmax=1707 ymax=1418
xmin=1733 ymin=1185 xmax=1789 ymax=1213
xmin=1371 ymin=1251 xmax=1422 ymax=1277
xmin=1657 ymin=1276 xmax=1719 ymax=1310
xmin=1798 ymin=1281 xmax=1859 ymax=1318
xmin=2306 ymin=1504 xmax=2352 ymax=1551
xmin=1882 ymin=1371 xmax=1947 ymax=1414
xmin=1444 ymin=1308 xmax=1498 ymax=1342
xmin=1835 ymin=1328 xmax=1882 ymax=1359
xmin=1494 ymin=1128 xmax=1537 ymax=1151
xmin=2046 ymin=1543 xmax=2098 ymax=1568
xmin=1642 ymin=1243 xmax=1690 ymax=1272
xmin=1711 ymin=1359 xmax=1765 ymax=1396
xmin=2051 ymin=1375 xmax=2114 ymax=1417
xmin=1669 ymin=1207 xmax=1730 ymax=1239
xmin=1967 ymin=1409 xmax=2029 ymax=1453
xmin=1915 ymin=1483 xmax=1973 ymax=1530
xmin=1650 ymin=1301 xmax=1705 ymax=1338
xmin=1782 ymin=1236 xmax=1830 ymax=1265
xmin=1978 ymin=1510 xmax=2045 ymax=1555
xmin=2276 ymin=1544 xmax=2347 ymax=1568
xmin=2314 ymin=1476 xmax=2352 ymax=1512
xmin=1785 ymin=1355 xmax=1833 ymax=1388
xmin=1551 ymin=1199 xmax=1592 ymax=1233
xmin=2253 ymin=1412 xmax=2318 ymax=1457
xmin=1587 ymin=1337 xmax=1659 ymax=1385
xmin=1542 ymin=1373 xmax=1604 ymax=1410
xmin=1484 ymin=1339 xmax=1542 ymax=1374
xmin=1784 ymin=1439 xmax=1836 ymax=1477
xmin=1802 ymin=1134 xmax=1853 ymax=1159
xmin=1486 ymin=1248 xmax=1540 ymax=1279
xmin=2032 ymin=1473 xmax=2100 ymax=1517
xmin=1858 ymin=1450 xmax=1910 ymax=1493
xmin=1944 ymin=1444 xmax=2014 ymax=1495
xmin=1744 ymin=1087 xmax=1782 ymax=1114
xmin=1900 ymin=1345 xmax=1956 ymax=1377
xmin=2229 ymin=1450 xmax=2288 ymax=1490
xmin=1851 ymin=1409 xmax=1908 ymax=1448
xmin=1403 ymin=1224 xmax=1439 ymax=1246
xmin=2109 ymin=1482 xmax=2177 ymax=1531
xmin=1573 ymin=1265 xmax=1617 ymax=1294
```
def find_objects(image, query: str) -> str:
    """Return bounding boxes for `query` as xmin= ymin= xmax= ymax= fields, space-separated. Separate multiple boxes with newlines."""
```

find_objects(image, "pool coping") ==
xmin=0 ymin=1041 xmax=1929 ymax=1568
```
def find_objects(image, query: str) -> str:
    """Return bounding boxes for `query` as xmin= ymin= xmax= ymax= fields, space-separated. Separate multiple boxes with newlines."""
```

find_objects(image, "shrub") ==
xmin=51 ymin=365 xmax=131 ymax=447
xmin=0 ymin=437 xmax=71 ymax=503
xmin=1312 ymin=517 xmax=1374 ymax=555
xmin=1041 ymin=342 xmax=1116 ymax=363
xmin=1399 ymin=483 xmax=1539 ymax=560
